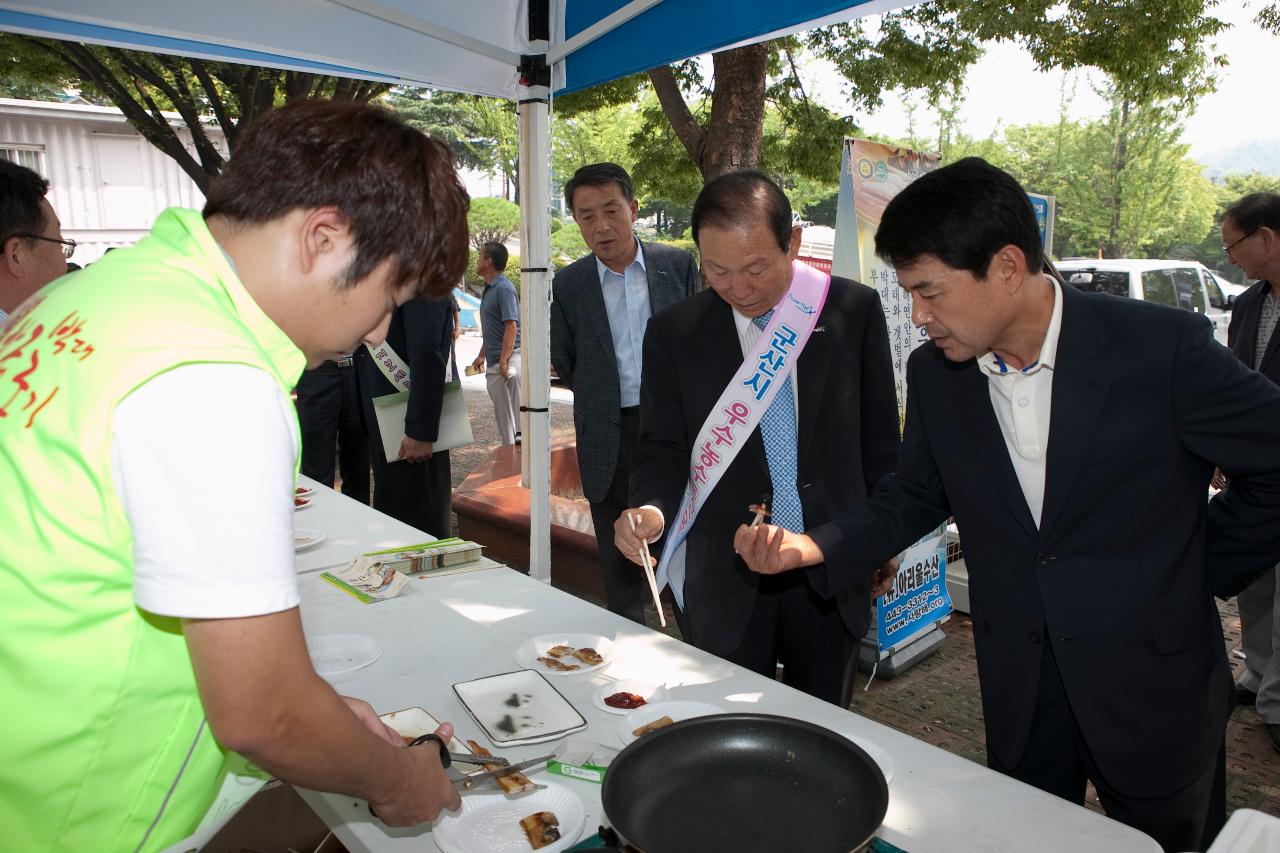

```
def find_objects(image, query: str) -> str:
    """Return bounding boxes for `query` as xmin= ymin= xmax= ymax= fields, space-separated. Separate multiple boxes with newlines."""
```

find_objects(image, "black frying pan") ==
xmin=601 ymin=713 xmax=889 ymax=853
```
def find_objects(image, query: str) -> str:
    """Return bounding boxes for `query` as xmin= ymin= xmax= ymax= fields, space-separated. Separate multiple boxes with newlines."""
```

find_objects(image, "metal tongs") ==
xmin=406 ymin=733 xmax=553 ymax=792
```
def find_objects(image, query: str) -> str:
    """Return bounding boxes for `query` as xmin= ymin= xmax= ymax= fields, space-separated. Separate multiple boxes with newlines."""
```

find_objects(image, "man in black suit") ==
xmin=736 ymin=158 xmax=1280 ymax=852
xmin=356 ymin=296 xmax=455 ymax=538
xmin=616 ymin=171 xmax=900 ymax=704
xmin=1220 ymin=191 xmax=1280 ymax=751
xmin=551 ymin=163 xmax=700 ymax=623
xmin=296 ymin=357 xmax=370 ymax=503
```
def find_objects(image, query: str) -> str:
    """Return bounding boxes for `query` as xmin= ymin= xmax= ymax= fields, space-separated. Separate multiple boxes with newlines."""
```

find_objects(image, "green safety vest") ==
xmin=0 ymin=208 xmax=305 ymax=852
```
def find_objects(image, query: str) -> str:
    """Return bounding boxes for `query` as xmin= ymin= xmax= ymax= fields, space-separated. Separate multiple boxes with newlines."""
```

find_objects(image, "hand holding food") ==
xmin=733 ymin=522 xmax=823 ymax=575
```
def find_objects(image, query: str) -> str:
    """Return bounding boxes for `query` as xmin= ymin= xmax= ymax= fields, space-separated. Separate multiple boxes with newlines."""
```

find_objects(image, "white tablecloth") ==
xmin=295 ymin=565 xmax=1160 ymax=853
xmin=293 ymin=475 xmax=439 ymax=574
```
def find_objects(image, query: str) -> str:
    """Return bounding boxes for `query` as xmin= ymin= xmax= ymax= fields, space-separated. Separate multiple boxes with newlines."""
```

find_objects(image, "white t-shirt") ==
xmin=111 ymin=363 xmax=301 ymax=619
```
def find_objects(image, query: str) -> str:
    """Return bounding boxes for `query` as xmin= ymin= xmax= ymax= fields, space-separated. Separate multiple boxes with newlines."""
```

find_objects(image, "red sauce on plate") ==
xmin=604 ymin=691 xmax=647 ymax=709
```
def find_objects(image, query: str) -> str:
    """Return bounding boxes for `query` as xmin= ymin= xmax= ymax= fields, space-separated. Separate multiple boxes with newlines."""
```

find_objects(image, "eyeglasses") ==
xmin=1223 ymin=228 xmax=1260 ymax=259
xmin=11 ymin=232 xmax=76 ymax=259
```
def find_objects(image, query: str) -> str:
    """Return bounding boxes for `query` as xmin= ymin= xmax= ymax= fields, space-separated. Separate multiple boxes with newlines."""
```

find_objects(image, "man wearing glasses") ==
xmin=0 ymin=159 xmax=73 ymax=324
xmin=1221 ymin=192 xmax=1280 ymax=753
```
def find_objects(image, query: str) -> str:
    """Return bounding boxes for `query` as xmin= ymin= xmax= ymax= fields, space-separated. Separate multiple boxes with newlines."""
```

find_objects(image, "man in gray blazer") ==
xmin=551 ymin=163 xmax=700 ymax=623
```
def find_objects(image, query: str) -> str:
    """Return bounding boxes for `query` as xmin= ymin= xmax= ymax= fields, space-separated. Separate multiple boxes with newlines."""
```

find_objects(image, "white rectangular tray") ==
xmin=453 ymin=669 xmax=587 ymax=747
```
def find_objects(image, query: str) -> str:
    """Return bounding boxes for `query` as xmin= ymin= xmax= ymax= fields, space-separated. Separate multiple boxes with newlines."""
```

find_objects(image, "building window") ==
xmin=1 ymin=144 xmax=47 ymax=175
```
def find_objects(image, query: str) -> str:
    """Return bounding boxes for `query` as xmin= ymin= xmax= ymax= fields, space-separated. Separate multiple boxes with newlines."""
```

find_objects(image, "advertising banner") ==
xmin=833 ymin=139 xmax=953 ymax=654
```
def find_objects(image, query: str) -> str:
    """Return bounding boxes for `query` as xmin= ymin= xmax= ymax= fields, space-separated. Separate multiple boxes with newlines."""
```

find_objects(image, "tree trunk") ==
xmin=648 ymin=41 xmax=770 ymax=184
xmin=1104 ymin=95 xmax=1131 ymax=258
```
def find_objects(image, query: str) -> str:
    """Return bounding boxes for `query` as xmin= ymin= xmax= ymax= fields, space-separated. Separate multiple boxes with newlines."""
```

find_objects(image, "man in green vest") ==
xmin=0 ymin=100 xmax=470 ymax=852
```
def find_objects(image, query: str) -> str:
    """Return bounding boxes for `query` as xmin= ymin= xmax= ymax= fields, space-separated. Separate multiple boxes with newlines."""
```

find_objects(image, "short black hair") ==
xmin=483 ymin=241 xmax=509 ymax=272
xmin=1224 ymin=192 xmax=1280 ymax=236
xmin=691 ymin=170 xmax=792 ymax=253
xmin=564 ymin=162 xmax=634 ymax=213
xmin=203 ymin=100 xmax=470 ymax=299
xmin=875 ymin=157 xmax=1044 ymax=278
xmin=0 ymin=159 xmax=51 ymax=244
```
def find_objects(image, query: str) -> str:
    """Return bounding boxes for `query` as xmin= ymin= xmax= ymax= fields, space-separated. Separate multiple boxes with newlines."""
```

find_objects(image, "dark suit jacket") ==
xmin=551 ymin=241 xmax=700 ymax=502
xmin=1227 ymin=279 xmax=1280 ymax=381
xmin=807 ymin=282 xmax=1280 ymax=798
xmin=633 ymin=277 xmax=900 ymax=656
xmin=356 ymin=296 xmax=454 ymax=457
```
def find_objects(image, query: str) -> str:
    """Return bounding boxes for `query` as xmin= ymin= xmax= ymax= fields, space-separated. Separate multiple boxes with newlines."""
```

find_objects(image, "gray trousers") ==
xmin=1238 ymin=563 xmax=1280 ymax=723
xmin=485 ymin=351 xmax=522 ymax=445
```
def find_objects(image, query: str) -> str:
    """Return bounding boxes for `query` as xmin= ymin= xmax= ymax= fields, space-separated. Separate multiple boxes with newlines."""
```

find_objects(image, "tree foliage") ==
xmin=978 ymin=90 xmax=1216 ymax=259
xmin=554 ymin=0 xmax=1225 ymax=193
xmin=467 ymin=197 xmax=521 ymax=251
xmin=0 ymin=34 xmax=390 ymax=193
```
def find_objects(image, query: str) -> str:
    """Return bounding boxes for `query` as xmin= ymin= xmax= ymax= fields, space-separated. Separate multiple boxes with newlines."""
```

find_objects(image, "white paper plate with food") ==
xmin=590 ymin=680 xmax=671 ymax=715
xmin=432 ymin=778 xmax=585 ymax=853
xmin=306 ymin=633 xmax=381 ymax=677
xmin=293 ymin=528 xmax=326 ymax=552
xmin=295 ymin=485 xmax=316 ymax=499
xmin=617 ymin=700 xmax=723 ymax=747
xmin=293 ymin=495 xmax=313 ymax=510
xmin=515 ymin=633 xmax=613 ymax=676
xmin=453 ymin=670 xmax=587 ymax=746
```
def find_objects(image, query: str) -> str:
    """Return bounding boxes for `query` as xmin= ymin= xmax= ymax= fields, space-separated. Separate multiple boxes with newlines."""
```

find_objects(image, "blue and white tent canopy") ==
xmin=0 ymin=0 xmax=907 ymax=99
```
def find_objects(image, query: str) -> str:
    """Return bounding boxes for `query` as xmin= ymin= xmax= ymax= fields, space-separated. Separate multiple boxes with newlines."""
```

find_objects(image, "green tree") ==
xmin=0 ymin=34 xmax=391 ymax=192
xmin=550 ymin=222 xmax=589 ymax=265
xmin=992 ymin=93 xmax=1216 ymax=259
xmin=558 ymin=0 xmax=1224 ymax=190
xmin=468 ymin=197 xmax=521 ymax=251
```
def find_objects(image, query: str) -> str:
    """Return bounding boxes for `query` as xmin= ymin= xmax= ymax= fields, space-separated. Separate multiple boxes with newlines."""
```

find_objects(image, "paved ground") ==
xmin=368 ymin=362 xmax=1280 ymax=825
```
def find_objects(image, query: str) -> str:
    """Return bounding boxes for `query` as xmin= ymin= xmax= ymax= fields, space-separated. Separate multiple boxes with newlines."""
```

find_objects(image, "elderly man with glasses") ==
xmin=1220 ymin=191 xmax=1280 ymax=753
xmin=0 ymin=159 xmax=73 ymax=325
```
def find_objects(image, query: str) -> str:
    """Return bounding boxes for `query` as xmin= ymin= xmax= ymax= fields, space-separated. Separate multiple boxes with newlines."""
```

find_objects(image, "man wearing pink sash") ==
xmin=616 ymin=171 xmax=900 ymax=705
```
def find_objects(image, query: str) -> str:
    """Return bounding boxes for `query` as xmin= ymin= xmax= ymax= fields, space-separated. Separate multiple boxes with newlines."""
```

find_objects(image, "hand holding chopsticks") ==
xmin=627 ymin=511 xmax=667 ymax=628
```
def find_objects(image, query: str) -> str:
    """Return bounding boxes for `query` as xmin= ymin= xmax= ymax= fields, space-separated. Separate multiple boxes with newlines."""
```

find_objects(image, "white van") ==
xmin=1055 ymin=258 xmax=1232 ymax=346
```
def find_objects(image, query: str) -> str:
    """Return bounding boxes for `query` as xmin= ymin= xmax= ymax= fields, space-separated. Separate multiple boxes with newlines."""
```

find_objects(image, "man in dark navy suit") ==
xmin=1220 ymin=191 xmax=1280 ymax=752
xmin=356 ymin=296 xmax=455 ymax=538
xmin=736 ymin=159 xmax=1280 ymax=852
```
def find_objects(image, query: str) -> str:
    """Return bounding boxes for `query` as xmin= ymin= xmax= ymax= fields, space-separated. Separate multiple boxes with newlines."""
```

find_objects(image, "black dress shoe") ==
xmin=1236 ymin=681 xmax=1258 ymax=706
xmin=1269 ymin=723 xmax=1280 ymax=754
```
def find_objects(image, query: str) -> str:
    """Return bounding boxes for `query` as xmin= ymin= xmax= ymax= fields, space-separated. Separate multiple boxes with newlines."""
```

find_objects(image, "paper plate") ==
xmin=591 ymin=680 xmax=671 ymax=715
xmin=515 ymin=633 xmax=613 ymax=676
xmin=306 ymin=633 xmax=381 ymax=677
xmin=295 ymin=485 xmax=316 ymax=499
xmin=433 ymin=779 xmax=585 ymax=853
xmin=293 ymin=528 xmax=326 ymax=552
xmin=293 ymin=495 xmax=313 ymax=510
xmin=617 ymin=700 xmax=723 ymax=747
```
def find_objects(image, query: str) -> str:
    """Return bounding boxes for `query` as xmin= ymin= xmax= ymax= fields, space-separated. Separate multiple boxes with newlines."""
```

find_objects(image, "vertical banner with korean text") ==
xmin=833 ymin=139 xmax=953 ymax=654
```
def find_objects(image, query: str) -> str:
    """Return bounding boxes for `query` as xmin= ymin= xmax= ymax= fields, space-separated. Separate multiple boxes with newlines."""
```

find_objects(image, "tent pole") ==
xmin=517 ymin=6 xmax=552 ymax=584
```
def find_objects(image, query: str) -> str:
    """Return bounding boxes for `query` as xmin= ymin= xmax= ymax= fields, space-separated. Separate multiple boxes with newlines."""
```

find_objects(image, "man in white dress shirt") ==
xmin=735 ymin=158 xmax=1280 ymax=852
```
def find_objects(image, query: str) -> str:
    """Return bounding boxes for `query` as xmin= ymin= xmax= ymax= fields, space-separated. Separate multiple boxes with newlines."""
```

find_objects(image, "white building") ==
xmin=1 ymin=97 xmax=516 ymax=268
xmin=0 ymin=98 xmax=222 ymax=264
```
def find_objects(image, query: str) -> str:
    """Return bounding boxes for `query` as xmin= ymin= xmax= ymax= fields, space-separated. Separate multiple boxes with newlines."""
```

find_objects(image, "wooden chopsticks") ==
xmin=628 ymin=512 xmax=666 ymax=628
